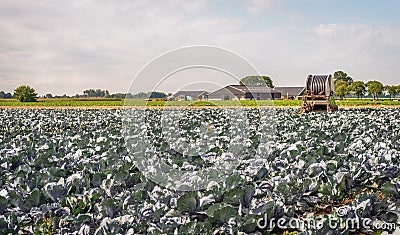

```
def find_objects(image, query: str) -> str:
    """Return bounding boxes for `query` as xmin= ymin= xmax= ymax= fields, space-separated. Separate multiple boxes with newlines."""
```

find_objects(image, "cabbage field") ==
xmin=0 ymin=108 xmax=399 ymax=234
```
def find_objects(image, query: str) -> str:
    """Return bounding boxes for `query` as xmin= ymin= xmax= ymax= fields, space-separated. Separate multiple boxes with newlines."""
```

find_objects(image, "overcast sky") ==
xmin=1 ymin=0 xmax=400 ymax=95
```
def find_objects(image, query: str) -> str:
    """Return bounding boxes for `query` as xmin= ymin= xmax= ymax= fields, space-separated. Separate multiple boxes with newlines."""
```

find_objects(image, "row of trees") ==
xmin=0 ymin=91 xmax=13 ymax=98
xmin=333 ymin=71 xmax=399 ymax=100
xmin=3 ymin=85 xmax=168 ymax=102
xmin=82 ymin=89 xmax=110 ymax=98
xmin=82 ymin=89 xmax=165 ymax=99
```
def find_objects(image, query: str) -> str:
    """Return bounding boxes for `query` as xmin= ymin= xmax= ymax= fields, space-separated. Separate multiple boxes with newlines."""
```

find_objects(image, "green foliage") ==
xmin=334 ymin=71 xmax=353 ymax=84
xmin=0 ymin=91 xmax=13 ymax=98
xmin=381 ymin=182 xmax=399 ymax=198
xmin=349 ymin=81 xmax=366 ymax=99
xmin=83 ymin=89 xmax=110 ymax=98
xmin=27 ymin=188 xmax=44 ymax=207
xmin=334 ymin=80 xmax=349 ymax=99
xmin=130 ymin=92 xmax=148 ymax=99
xmin=239 ymin=76 xmax=274 ymax=88
xmin=0 ymin=108 xmax=400 ymax=234
xmin=14 ymin=85 xmax=38 ymax=102
xmin=188 ymin=101 xmax=217 ymax=106
xmin=336 ymin=98 xmax=400 ymax=106
xmin=0 ymin=196 xmax=7 ymax=214
xmin=271 ymin=99 xmax=301 ymax=106
xmin=81 ymin=89 xmax=150 ymax=99
xmin=223 ymin=188 xmax=244 ymax=206
xmin=367 ymin=80 xmax=384 ymax=100
xmin=209 ymin=206 xmax=238 ymax=225
xmin=177 ymin=192 xmax=199 ymax=215
xmin=283 ymin=231 xmax=298 ymax=235
xmin=35 ymin=215 xmax=54 ymax=235
xmin=149 ymin=91 xmax=167 ymax=98
xmin=386 ymin=85 xmax=399 ymax=100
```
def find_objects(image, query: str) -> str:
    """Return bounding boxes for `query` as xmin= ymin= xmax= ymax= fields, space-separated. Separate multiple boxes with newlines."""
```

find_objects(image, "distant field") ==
xmin=0 ymin=98 xmax=290 ymax=107
xmin=0 ymin=98 xmax=399 ymax=107
xmin=336 ymin=98 xmax=400 ymax=106
xmin=0 ymin=98 xmax=124 ymax=107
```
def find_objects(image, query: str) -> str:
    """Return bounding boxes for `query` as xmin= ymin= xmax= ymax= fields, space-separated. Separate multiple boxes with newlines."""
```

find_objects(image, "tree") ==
xmin=95 ymin=89 xmax=104 ymax=97
xmin=367 ymin=81 xmax=384 ymax=100
xmin=334 ymin=80 xmax=349 ymax=99
xmin=14 ymin=85 xmax=38 ymax=102
xmin=349 ymin=81 xmax=366 ymax=99
xmin=83 ymin=89 xmax=92 ymax=97
xmin=149 ymin=91 xmax=167 ymax=99
xmin=0 ymin=91 xmax=13 ymax=98
xmin=334 ymin=71 xmax=353 ymax=84
xmin=109 ymin=93 xmax=127 ymax=99
xmin=83 ymin=89 xmax=109 ymax=97
xmin=397 ymin=86 xmax=400 ymax=98
xmin=45 ymin=93 xmax=53 ymax=98
xmin=134 ymin=92 xmax=149 ymax=98
xmin=239 ymin=76 xmax=274 ymax=88
xmin=386 ymin=85 xmax=399 ymax=100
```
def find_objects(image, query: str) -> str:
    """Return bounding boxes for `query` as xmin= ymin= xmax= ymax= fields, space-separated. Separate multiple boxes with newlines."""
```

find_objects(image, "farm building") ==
xmin=274 ymin=86 xmax=305 ymax=99
xmin=173 ymin=90 xmax=209 ymax=101
xmin=208 ymin=85 xmax=281 ymax=100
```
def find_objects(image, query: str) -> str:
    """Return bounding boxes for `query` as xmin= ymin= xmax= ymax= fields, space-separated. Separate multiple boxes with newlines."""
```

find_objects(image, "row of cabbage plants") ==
xmin=0 ymin=108 xmax=399 ymax=234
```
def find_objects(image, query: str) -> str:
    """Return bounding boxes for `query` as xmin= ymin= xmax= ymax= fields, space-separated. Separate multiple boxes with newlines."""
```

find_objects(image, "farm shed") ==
xmin=173 ymin=91 xmax=209 ymax=101
xmin=274 ymin=87 xmax=305 ymax=99
xmin=208 ymin=85 xmax=281 ymax=100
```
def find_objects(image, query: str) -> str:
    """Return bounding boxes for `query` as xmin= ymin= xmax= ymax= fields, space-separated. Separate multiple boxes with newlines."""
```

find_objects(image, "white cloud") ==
xmin=313 ymin=24 xmax=381 ymax=42
xmin=313 ymin=24 xmax=339 ymax=37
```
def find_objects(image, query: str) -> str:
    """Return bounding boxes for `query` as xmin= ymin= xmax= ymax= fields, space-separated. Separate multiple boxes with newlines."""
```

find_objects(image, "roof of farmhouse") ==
xmin=210 ymin=85 xmax=281 ymax=95
xmin=173 ymin=90 xmax=208 ymax=97
xmin=274 ymin=87 xmax=305 ymax=96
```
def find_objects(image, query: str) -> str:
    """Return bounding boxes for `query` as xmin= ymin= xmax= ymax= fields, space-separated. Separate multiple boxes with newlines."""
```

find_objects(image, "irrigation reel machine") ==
xmin=300 ymin=74 xmax=339 ymax=113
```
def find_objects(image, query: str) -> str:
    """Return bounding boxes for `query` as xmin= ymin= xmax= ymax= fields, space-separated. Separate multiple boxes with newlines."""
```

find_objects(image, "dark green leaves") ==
xmin=26 ymin=188 xmax=44 ymax=207
xmin=177 ymin=192 xmax=199 ymax=215
xmin=381 ymin=182 xmax=399 ymax=198
xmin=0 ymin=196 xmax=7 ymax=214
xmin=0 ymin=108 xmax=400 ymax=234
xmin=223 ymin=188 xmax=244 ymax=206
xmin=210 ymin=206 xmax=238 ymax=225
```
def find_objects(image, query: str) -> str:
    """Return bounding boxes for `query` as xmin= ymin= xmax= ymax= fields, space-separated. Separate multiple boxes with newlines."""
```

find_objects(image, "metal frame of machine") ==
xmin=300 ymin=74 xmax=338 ymax=113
